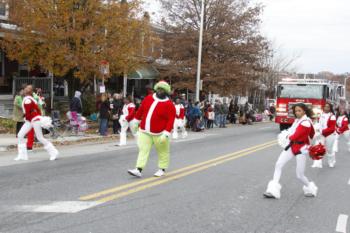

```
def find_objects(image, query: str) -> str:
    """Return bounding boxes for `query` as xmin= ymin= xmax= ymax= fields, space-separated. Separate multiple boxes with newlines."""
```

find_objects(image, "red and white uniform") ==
xmin=320 ymin=112 xmax=336 ymax=137
xmin=288 ymin=115 xmax=315 ymax=155
xmin=121 ymin=103 xmax=136 ymax=122
xmin=118 ymin=103 xmax=136 ymax=146
xmin=312 ymin=112 xmax=336 ymax=168
xmin=16 ymin=95 xmax=58 ymax=161
xmin=265 ymin=114 xmax=317 ymax=199
xmin=22 ymin=96 xmax=41 ymax=122
xmin=173 ymin=103 xmax=187 ymax=139
xmin=135 ymin=94 xmax=176 ymax=136
xmin=175 ymin=104 xmax=185 ymax=120
xmin=336 ymin=115 xmax=349 ymax=135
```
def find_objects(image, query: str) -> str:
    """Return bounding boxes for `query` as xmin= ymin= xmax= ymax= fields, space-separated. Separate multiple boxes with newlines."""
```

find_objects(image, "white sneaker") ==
xmin=14 ymin=156 xmax=21 ymax=161
xmin=154 ymin=169 xmax=165 ymax=177
xmin=128 ymin=168 xmax=142 ymax=178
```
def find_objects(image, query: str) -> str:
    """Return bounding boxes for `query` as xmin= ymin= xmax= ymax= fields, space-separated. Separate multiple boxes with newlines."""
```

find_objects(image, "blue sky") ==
xmin=144 ymin=0 xmax=350 ymax=74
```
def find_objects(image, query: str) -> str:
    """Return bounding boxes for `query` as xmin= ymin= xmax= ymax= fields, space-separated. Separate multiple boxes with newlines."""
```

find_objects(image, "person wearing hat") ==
xmin=128 ymin=81 xmax=176 ymax=177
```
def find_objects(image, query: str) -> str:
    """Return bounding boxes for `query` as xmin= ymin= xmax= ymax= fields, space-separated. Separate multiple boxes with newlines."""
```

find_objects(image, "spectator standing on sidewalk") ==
xmin=111 ymin=93 xmax=123 ymax=134
xmin=206 ymin=104 xmax=215 ymax=129
xmin=13 ymin=88 xmax=25 ymax=137
xmin=220 ymin=100 xmax=229 ymax=128
xmin=70 ymin=91 xmax=83 ymax=122
xmin=99 ymin=94 xmax=110 ymax=136
xmin=214 ymin=100 xmax=223 ymax=127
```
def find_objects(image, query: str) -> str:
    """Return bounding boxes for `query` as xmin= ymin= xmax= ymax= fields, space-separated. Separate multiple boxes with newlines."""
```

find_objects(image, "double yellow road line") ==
xmin=79 ymin=140 xmax=277 ymax=204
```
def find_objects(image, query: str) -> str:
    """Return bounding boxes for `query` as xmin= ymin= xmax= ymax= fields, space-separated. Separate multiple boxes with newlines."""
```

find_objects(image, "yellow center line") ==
xmin=95 ymin=143 xmax=277 ymax=204
xmin=79 ymin=140 xmax=277 ymax=201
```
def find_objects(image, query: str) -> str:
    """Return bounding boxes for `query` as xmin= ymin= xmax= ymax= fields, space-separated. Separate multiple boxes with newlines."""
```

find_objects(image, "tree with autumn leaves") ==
xmin=158 ymin=0 xmax=270 ymax=96
xmin=1 ymin=0 xmax=149 ymax=82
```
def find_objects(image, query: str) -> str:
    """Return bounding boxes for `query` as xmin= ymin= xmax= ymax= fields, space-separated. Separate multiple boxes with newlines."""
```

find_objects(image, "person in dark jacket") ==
xmin=111 ymin=93 xmax=123 ymax=134
xmin=70 ymin=91 xmax=82 ymax=113
xmin=70 ymin=91 xmax=82 ymax=128
xmin=99 ymin=94 xmax=110 ymax=136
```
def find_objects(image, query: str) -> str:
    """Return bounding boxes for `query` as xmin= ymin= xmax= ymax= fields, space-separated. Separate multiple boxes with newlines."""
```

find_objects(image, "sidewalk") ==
xmin=0 ymin=133 xmax=120 ymax=152
xmin=0 ymin=120 xmax=272 ymax=153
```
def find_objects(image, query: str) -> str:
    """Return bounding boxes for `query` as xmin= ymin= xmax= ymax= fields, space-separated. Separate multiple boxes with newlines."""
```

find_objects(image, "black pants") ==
xmin=207 ymin=120 xmax=214 ymax=129
xmin=16 ymin=122 xmax=24 ymax=137
xmin=112 ymin=119 xmax=121 ymax=134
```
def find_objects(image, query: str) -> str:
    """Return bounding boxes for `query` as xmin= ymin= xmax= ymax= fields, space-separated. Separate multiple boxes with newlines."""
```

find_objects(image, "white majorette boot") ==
xmin=182 ymin=130 xmax=188 ymax=139
xmin=263 ymin=180 xmax=281 ymax=199
xmin=154 ymin=169 xmax=165 ymax=177
xmin=303 ymin=182 xmax=318 ymax=197
xmin=14 ymin=143 xmax=28 ymax=161
xmin=172 ymin=130 xmax=178 ymax=140
xmin=45 ymin=143 xmax=58 ymax=161
xmin=328 ymin=155 xmax=336 ymax=168
xmin=311 ymin=159 xmax=323 ymax=168
xmin=128 ymin=168 xmax=142 ymax=178
xmin=118 ymin=132 xmax=127 ymax=146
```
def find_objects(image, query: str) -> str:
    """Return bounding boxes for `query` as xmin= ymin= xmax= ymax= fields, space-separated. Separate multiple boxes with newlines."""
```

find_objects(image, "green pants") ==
xmin=136 ymin=132 xmax=170 ymax=169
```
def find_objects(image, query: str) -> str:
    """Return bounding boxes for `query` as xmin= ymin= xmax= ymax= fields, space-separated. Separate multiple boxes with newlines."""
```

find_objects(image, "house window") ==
xmin=0 ymin=3 xmax=9 ymax=20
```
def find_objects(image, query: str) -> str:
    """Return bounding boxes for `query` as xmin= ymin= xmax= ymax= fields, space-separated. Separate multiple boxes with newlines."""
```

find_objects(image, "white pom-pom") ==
xmin=39 ymin=116 xmax=53 ymax=129
xmin=278 ymin=130 xmax=290 ymax=148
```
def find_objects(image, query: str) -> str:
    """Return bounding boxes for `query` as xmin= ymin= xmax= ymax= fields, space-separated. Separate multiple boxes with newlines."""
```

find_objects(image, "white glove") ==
xmin=160 ymin=132 xmax=170 ymax=144
xmin=130 ymin=120 xmax=140 ymax=133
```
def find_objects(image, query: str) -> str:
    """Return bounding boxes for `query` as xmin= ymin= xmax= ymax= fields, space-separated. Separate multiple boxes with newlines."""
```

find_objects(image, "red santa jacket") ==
xmin=22 ymin=95 xmax=41 ymax=122
xmin=336 ymin=115 xmax=349 ymax=134
xmin=122 ymin=103 xmax=135 ymax=122
xmin=288 ymin=116 xmax=315 ymax=155
xmin=135 ymin=94 xmax=176 ymax=135
xmin=175 ymin=104 xmax=185 ymax=120
xmin=319 ymin=112 xmax=336 ymax=137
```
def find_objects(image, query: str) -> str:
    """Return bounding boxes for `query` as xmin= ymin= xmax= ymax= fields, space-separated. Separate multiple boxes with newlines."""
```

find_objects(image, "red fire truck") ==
xmin=275 ymin=78 xmax=345 ymax=131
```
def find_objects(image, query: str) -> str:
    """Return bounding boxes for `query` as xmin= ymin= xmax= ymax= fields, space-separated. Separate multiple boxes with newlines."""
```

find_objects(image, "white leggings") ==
xmin=273 ymin=148 xmax=310 ymax=186
xmin=18 ymin=120 xmax=51 ymax=147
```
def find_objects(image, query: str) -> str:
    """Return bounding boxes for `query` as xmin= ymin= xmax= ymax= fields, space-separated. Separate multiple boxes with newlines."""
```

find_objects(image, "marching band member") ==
xmin=118 ymin=96 xmax=136 ymax=146
xmin=335 ymin=108 xmax=350 ymax=152
xmin=312 ymin=103 xmax=336 ymax=168
xmin=173 ymin=97 xmax=188 ymax=139
xmin=15 ymin=85 xmax=58 ymax=161
xmin=264 ymin=103 xmax=318 ymax=199
xmin=128 ymin=81 xmax=176 ymax=178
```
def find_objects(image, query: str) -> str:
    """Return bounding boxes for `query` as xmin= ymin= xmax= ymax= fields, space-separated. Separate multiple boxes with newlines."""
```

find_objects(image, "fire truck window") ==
xmin=278 ymin=84 xmax=323 ymax=99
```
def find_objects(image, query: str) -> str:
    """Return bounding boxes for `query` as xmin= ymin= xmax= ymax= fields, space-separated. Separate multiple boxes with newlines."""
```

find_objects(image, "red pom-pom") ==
xmin=309 ymin=143 xmax=326 ymax=160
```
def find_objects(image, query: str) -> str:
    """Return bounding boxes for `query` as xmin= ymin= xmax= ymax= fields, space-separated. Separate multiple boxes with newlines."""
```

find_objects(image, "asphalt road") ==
xmin=0 ymin=123 xmax=349 ymax=233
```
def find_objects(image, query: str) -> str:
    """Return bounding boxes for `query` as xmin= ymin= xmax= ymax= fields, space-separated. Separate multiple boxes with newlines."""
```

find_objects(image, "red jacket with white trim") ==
xmin=336 ymin=115 xmax=349 ymax=134
xmin=22 ymin=95 xmax=41 ymax=122
xmin=289 ymin=117 xmax=315 ymax=155
xmin=175 ymin=104 xmax=185 ymax=119
xmin=319 ymin=113 xmax=336 ymax=137
xmin=135 ymin=94 xmax=176 ymax=135
xmin=122 ymin=103 xmax=135 ymax=122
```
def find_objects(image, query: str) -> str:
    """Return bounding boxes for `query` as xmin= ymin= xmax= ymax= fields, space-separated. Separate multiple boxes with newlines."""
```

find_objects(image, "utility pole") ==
xmin=195 ymin=0 xmax=205 ymax=102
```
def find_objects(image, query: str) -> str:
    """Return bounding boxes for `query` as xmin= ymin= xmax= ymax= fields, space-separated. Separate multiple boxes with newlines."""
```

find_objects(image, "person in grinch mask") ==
xmin=128 ymin=81 xmax=176 ymax=177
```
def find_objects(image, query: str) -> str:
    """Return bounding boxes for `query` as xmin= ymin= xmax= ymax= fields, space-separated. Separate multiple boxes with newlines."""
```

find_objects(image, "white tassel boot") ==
xmin=264 ymin=180 xmax=282 ymax=199
xmin=45 ymin=143 xmax=58 ymax=161
xmin=14 ymin=143 xmax=28 ymax=161
xmin=119 ymin=132 xmax=127 ymax=146
xmin=311 ymin=159 xmax=323 ymax=168
xmin=303 ymin=182 xmax=318 ymax=197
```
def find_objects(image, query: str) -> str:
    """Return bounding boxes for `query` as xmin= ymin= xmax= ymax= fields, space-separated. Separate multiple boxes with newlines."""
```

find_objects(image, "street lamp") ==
xmin=195 ymin=0 xmax=205 ymax=102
